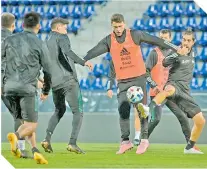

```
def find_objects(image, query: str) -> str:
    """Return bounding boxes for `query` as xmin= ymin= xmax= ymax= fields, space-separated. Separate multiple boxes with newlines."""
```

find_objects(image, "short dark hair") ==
xmin=160 ymin=29 xmax=171 ymax=37
xmin=51 ymin=17 xmax=69 ymax=29
xmin=111 ymin=14 xmax=124 ymax=24
xmin=1 ymin=12 xmax=15 ymax=28
xmin=182 ymin=27 xmax=195 ymax=41
xmin=23 ymin=12 xmax=40 ymax=28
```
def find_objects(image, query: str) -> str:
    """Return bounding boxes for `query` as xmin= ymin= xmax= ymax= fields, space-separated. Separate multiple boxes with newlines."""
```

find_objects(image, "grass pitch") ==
xmin=1 ymin=143 xmax=207 ymax=168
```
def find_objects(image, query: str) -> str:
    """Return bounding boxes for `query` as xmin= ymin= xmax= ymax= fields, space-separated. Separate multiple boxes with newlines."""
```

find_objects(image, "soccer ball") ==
xmin=126 ymin=86 xmax=144 ymax=104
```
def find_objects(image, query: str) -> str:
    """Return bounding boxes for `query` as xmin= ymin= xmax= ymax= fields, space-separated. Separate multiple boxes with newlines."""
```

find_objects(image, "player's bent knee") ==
xmin=164 ymin=85 xmax=175 ymax=97
xmin=193 ymin=112 xmax=206 ymax=126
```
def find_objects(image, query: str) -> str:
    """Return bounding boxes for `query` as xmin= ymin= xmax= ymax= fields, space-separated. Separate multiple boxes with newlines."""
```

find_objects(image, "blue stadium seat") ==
xmin=197 ymin=8 xmax=207 ymax=17
xmin=185 ymin=2 xmax=196 ymax=17
xmin=68 ymin=19 xmax=81 ymax=34
xmin=34 ymin=6 xmax=45 ymax=17
xmin=1 ymin=0 xmax=7 ymax=6
xmin=21 ymin=6 xmax=32 ymax=18
xmin=145 ymin=18 xmax=157 ymax=32
xmin=158 ymin=3 xmax=170 ymax=17
xmin=132 ymin=19 xmax=145 ymax=30
xmin=71 ymin=5 xmax=83 ymax=18
xmin=42 ymin=20 xmax=51 ymax=33
xmin=44 ymin=0 xmax=56 ymax=5
xmin=57 ymin=0 xmax=69 ymax=5
xmin=14 ymin=21 xmax=23 ymax=33
xmin=193 ymin=62 xmax=199 ymax=77
xmin=91 ymin=78 xmax=104 ymax=90
xmin=59 ymin=5 xmax=70 ymax=18
xmin=39 ymin=20 xmax=44 ymax=33
xmin=198 ymin=17 xmax=207 ymax=31
xmin=30 ymin=0 xmax=43 ymax=5
xmin=80 ymin=78 xmax=90 ymax=90
xmin=37 ymin=34 xmax=42 ymax=40
xmin=145 ymin=4 xmax=158 ymax=17
xmin=46 ymin=5 xmax=57 ymax=19
xmin=93 ymin=64 xmax=104 ymax=77
xmin=190 ymin=77 xmax=199 ymax=90
xmin=185 ymin=17 xmax=197 ymax=30
xmin=172 ymin=32 xmax=182 ymax=46
xmin=159 ymin=17 xmax=171 ymax=30
xmin=1 ymin=6 xmax=7 ymax=13
xmin=197 ymin=47 xmax=207 ymax=61
xmin=82 ymin=0 xmax=95 ymax=4
xmin=171 ymin=3 xmax=183 ymax=17
xmin=8 ymin=0 xmax=19 ymax=6
xmin=10 ymin=6 xmax=20 ymax=19
xmin=200 ymin=78 xmax=207 ymax=90
xmin=198 ymin=32 xmax=207 ymax=46
xmin=19 ymin=0 xmax=31 ymax=5
xmin=105 ymin=80 xmax=116 ymax=90
xmin=83 ymin=4 xmax=96 ymax=18
xmin=200 ymin=63 xmax=207 ymax=77
xmin=104 ymin=53 xmax=112 ymax=60
xmin=142 ymin=47 xmax=153 ymax=60
xmin=172 ymin=17 xmax=184 ymax=31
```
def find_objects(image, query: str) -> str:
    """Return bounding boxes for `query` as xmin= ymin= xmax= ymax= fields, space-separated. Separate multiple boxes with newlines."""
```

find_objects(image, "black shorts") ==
xmin=165 ymin=81 xmax=201 ymax=118
xmin=5 ymin=95 xmax=38 ymax=122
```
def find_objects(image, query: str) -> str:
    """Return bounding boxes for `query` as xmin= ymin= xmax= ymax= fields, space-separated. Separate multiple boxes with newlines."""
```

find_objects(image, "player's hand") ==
xmin=177 ymin=46 xmax=189 ymax=56
xmin=40 ymin=93 xmax=48 ymax=101
xmin=84 ymin=61 xmax=93 ymax=71
xmin=153 ymin=86 xmax=161 ymax=95
xmin=37 ymin=80 xmax=44 ymax=89
xmin=107 ymin=90 xmax=113 ymax=98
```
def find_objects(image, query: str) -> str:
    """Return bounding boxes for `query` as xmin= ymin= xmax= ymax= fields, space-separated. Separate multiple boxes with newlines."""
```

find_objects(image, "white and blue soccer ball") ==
xmin=126 ymin=86 xmax=144 ymax=104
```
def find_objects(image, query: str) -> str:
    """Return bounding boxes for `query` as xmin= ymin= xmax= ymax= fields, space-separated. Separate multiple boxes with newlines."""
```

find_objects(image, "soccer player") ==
xmin=107 ymin=61 xmax=141 ymax=146
xmin=144 ymin=29 xmax=191 ymax=142
xmin=84 ymin=13 xmax=179 ymax=154
xmin=3 ymin=12 xmax=51 ymax=164
xmin=148 ymin=28 xmax=205 ymax=154
xmin=41 ymin=17 xmax=93 ymax=154
xmin=1 ymin=12 xmax=29 ymax=157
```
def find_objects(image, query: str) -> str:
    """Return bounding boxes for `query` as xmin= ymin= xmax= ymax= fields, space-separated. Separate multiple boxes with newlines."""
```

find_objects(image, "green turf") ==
xmin=1 ymin=143 xmax=207 ymax=168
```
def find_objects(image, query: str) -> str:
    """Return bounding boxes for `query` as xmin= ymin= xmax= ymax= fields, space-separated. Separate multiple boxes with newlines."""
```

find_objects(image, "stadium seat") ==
xmin=80 ymin=78 xmax=90 ymax=90
xmin=185 ymin=2 xmax=196 ymax=17
xmin=68 ymin=19 xmax=81 ymax=34
xmin=144 ymin=18 xmax=157 ymax=32
xmin=105 ymin=80 xmax=116 ymax=90
xmin=42 ymin=20 xmax=52 ymax=33
xmin=132 ymin=19 xmax=145 ymax=30
xmin=172 ymin=17 xmax=184 ymax=31
xmin=159 ymin=17 xmax=171 ymax=30
xmin=83 ymin=4 xmax=96 ymax=18
xmin=57 ymin=0 xmax=69 ymax=5
xmin=45 ymin=5 xmax=57 ymax=19
xmin=1 ymin=0 xmax=7 ymax=6
xmin=1 ymin=6 xmax=7 ymax=13
xmin=59 ymin=5 xmax=70 ymax=18
xmin=39 ymin=20 xmax=44 ymax=33
xmin=200 ymin=78 xmax=207 ymax=90
xmin=190 ymin=77 xmax=199 ymax=90
xmin=91 ymin=78 xmax=104 ymax=90
xmin=145 ymin=4 xmax=158 ymax=17
xmin=10 ymin=6 xmax=20 ymax=19
xmin=198 ymin=32 xmax=207 ymax=46
xmin=172 ymin=32 xmax=182 ymax=46
xmin=34 ymin=6 xmax=45 ymax=17
xmin=8 ymin=0 xmax=19 ymax=6
xmin=198 ymin=17 xmax=207 ymax=31
xmin=185 ymin=17 xmax=197 ymax=30
xmin=171 ymin=3 xmax=183 ymax=17
xmin=104 ymin=53 xmax=112 ymax=60
xmin=37 ymin=34 xmax=42 ymax=40
xmin=82 ymin=0 xmax=95 ymax=4
xmin=197 ymin=8 xmax=207 ymax=17
xmin=197 ymin=47 xmax=207 ymax=61
xmin=71 ymin=5 xmax=83 ymax=18
xmin=200 ymin=63 xmax=207 ymax=77
xmin=158 ymin=3 xmax=170 ymax=17
xmin=19 ymin=0 xmax=31 ymax=5
xmin=93 ymin=64 xmax=104 ymax=77
xmin=193 ymin=62 xmax=199 ymax=77
xmin=21 ymin=6 xmax=32 ymax=18
xmin=44 ymin=0 xmax=56 ymax=5
xmin=14 ymin=21 xmax=23 ymax=33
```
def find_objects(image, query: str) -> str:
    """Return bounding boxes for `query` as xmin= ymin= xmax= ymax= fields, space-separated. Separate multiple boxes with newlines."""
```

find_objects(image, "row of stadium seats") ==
xmin=79 ymin=75 xmax=207 ymax=90
xmin=1 ymin=0 xmax=106 ymax=6
xmin=2 ymin=5 xmax=96 ymax=19
xmin=132 ymin=17 xmax=207 ymax=31
xmin=145 ymin=3 xmax=206 ymax=17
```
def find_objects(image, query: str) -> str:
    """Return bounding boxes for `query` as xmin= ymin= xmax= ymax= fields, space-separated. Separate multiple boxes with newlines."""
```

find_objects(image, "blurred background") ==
xmin=1 ymin=0 xmax=207 ymax=143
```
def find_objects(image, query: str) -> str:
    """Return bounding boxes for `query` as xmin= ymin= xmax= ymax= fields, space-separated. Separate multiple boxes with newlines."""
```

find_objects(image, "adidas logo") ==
xmin=120 ymin=47 xmax=130 ymax=56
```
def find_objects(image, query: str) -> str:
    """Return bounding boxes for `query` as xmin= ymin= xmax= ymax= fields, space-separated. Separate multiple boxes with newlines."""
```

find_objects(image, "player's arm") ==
xmin=84 ymin=37 xmax=110 ymax=61
xmin=106 ymin=60 xmax=116 ymax=98
xmin=40 ymin=42 xmax=52 ymax=96
xmin=162 ymin=52 xmax=179 ymax=67
xmin=133 ymin=30 xmax=178 ymax=51
xmin=145 ymin=50 xmax=158 ymax=89
xmin=58 ymin=34 xmax=86 ymax=66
